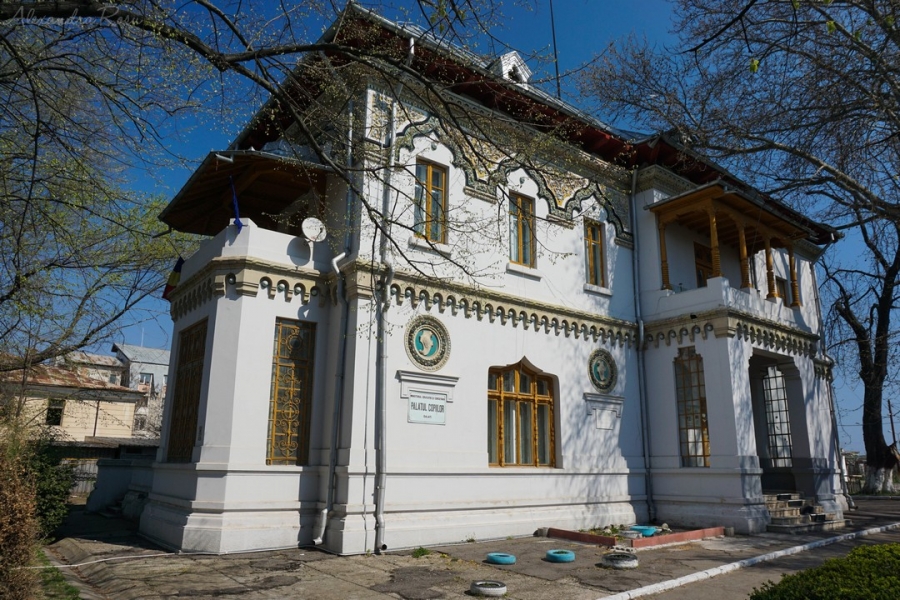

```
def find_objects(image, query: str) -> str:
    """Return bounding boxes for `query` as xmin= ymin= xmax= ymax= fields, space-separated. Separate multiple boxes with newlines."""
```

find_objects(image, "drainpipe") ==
xmin=313 ymin=99 xmax=356 ymax=546
xmin=630 ymin=166 xmax=656 ymax=523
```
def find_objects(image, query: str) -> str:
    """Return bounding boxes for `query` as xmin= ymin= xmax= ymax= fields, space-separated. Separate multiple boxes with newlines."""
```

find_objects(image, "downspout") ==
xmin=810 ymin=252 xmax=855 ymax=510
xmin=313 ymin=99 xmax=356 ymax=546
xmin=374 ymin=42 xmax=410 ymax=550
xmin=630 ymin=166 xmax=656 ymax=523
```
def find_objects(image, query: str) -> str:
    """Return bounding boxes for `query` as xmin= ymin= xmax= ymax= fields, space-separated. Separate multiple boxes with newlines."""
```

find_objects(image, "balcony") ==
xmin=644 ymin=276 xmax=814 ymax=333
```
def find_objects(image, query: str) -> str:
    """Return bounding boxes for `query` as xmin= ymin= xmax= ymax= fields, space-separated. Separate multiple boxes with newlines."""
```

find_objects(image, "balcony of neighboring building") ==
xmin=642 ymin=182 xmax=836 ymax=330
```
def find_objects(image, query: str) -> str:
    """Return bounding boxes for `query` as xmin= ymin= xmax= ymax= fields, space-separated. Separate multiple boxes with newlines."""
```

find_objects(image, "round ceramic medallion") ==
xmin=588 ymin=349 xmax=617 ymax=392
xmin=405 ymin=315 xmax=451 ymax=371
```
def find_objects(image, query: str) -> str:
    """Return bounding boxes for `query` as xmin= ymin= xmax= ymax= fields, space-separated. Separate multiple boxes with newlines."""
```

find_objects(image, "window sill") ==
xmin=408 ymin=235 xmax=452 ymax=257
xmin=583 ymin=283 xmax=612 ymax=297
xmin=506 ymin=262 xmax=542 ymax=280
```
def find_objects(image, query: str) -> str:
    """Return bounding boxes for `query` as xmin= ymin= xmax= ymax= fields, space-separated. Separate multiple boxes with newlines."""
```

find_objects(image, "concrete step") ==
xmin=766 ymin=519 xmax=846 ymax=534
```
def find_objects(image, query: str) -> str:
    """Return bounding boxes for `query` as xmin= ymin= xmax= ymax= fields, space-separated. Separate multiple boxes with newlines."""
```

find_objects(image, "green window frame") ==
xmin=509 ymin=195 xmax=535 ymax=267
xmin=584 ymin=220 xmax=606 ymax=286
xmin=413 ymin=161 xmax=447 ymax=243
xmin=487 ymin=362 xmax=554 ymax=467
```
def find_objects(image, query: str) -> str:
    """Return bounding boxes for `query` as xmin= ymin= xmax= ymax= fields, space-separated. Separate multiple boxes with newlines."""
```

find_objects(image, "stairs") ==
xmin=765 ymin=492 xmax=845 ymax=534
xmin=99 ymin=498 xmax=124 ymax=519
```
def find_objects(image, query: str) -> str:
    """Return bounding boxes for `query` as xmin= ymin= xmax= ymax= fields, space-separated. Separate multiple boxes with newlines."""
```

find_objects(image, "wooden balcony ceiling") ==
xmin=649 ymin=182 xmax=826 ymax=253
xmin=159 ymin=151 xmax=330 ymax=236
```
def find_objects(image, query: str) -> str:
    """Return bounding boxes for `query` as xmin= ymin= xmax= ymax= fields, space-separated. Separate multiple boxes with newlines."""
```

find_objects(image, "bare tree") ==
xmin=1 ymin=0 xmax=594 ymax=381
xmin=581 ymin=0 xmax=900 ymax=491
xmin=0 ymin=3 xmax=206 ymax=377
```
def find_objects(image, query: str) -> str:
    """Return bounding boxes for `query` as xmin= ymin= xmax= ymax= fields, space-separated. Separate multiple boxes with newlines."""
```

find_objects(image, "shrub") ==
xmin=0 ymin=446 xmax=41 ymax=599
xmin=25 ymin=442 xmax=75 ymax=538
xmin=750 ymin=544 xmax=900 ymax=600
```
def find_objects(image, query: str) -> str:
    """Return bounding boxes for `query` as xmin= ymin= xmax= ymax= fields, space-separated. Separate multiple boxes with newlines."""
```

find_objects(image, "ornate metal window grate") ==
xmin=267 ymin=319 xmax=316 ymax=466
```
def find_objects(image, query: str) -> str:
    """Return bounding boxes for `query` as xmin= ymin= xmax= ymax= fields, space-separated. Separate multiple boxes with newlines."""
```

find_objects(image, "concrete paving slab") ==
xmin=43 ymin=497 xmax=900 ymax=600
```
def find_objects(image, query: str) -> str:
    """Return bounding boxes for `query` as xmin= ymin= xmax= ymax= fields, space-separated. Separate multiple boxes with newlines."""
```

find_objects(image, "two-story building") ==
xmin=137 ymin=5 xmax=845 ymax=555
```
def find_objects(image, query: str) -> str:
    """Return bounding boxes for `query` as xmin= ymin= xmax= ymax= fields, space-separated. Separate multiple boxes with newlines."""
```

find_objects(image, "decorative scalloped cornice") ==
xmin=168 ymin=256 xmax=330 ymax=321
xmin=643 ymin=307 xmax=820 ymax=358
xmin=360 ymin=266 xmax=639 ymax=347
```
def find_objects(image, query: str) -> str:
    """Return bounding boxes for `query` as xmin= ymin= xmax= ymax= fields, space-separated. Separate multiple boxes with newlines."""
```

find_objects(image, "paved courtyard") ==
xmin=45 ymin=497 xmax=900 ymax=599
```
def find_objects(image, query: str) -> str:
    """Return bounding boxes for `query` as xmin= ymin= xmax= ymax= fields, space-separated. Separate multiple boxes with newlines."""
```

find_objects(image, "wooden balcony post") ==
xmin=764 ymin=237 xmax=776 ymax=300
xmin=788 ymin=245 xmax=801 ymax=307
xmin=738 ymin=224 xmax=751 ymax=288
xmin=708 ymin=209 xmax=722 ymax=278
xmin=659 ymin=222 xmax=671 ymax=290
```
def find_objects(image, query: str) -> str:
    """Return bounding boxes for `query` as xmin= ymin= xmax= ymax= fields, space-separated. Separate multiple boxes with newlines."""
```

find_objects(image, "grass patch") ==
xmin=38 ymin=551 xmax=81 ymax=599
xmin=412 ymin=547 xmax=431 ymax=558
xmin=750 ymin=543 xmax=900 ymax=600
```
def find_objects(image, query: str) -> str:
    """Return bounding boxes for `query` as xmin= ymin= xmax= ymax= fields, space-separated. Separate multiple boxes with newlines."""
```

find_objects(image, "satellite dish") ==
xmin=301 ymin=217 xmax=327 ymax=242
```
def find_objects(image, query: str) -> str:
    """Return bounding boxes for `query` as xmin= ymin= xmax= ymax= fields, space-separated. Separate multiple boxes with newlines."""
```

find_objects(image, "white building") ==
xmin=111 ymin=343 xmax=170 ymax=434
xmin=138 ymin=6 xmax=845 ymax=555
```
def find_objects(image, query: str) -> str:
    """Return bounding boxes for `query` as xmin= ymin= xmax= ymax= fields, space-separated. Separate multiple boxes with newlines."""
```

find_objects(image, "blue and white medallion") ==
xmin=405 ymin=315 xmax=450 ymax=371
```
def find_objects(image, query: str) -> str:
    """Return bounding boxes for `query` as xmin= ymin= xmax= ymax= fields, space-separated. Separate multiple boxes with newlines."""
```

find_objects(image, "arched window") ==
xmin=487 ymin=361 xmax=555 ymax=467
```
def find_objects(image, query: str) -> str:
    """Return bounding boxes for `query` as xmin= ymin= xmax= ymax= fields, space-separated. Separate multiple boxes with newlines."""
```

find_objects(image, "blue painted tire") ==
xmin=485 ymin=552 xmax=516 ymax=565
xmin=545 ymin=549 xmax=575 ymax=563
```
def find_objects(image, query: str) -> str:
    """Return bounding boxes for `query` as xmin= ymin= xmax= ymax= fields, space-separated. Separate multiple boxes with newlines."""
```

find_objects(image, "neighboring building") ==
xmin=1 ymin=363 xmax=144 ymax=441
xmin=111 ymin=344 xmax=170 ymax=435
xmin=138 ymin=5 xmax=846 ymax=555
xmin=55 ymin=351 xmax=127 ymax=386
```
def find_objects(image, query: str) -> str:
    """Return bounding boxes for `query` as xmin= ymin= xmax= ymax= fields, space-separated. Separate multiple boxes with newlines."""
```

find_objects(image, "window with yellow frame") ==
xmin=487 ymin=361 xmax=555 ymax=467
xmin=509 ymin=194 xmax=535 ymax=267
xmin=584 ymin=220 xmax=606 ymax=286
xmin=413 ymin=161 xmax=447 ymax=243
xmin=674 ymin=347 xmax=710 ymax=467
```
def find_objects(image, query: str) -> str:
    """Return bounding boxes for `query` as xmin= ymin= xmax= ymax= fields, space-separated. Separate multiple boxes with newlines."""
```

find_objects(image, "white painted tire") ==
xmin=601 ymin=552 xmax=639 ymax=569
xmin=470 ymin=580 xmax=508 ymax=596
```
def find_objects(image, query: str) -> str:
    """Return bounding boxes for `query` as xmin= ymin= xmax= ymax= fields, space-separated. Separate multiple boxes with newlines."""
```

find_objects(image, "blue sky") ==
xmin=122 ymin=0 xmax=678 ymax=349
xmin=117 ymin=1 xmax=874 ymax=453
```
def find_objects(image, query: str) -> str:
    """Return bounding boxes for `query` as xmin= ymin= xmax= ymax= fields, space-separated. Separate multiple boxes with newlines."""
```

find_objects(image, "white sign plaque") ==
xmin=408 ymin=390 xmax=447 ymax=425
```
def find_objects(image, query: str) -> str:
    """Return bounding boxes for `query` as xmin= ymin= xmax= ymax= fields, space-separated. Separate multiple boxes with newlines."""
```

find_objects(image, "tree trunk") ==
xmin=862 ymin=382 xmax=899 ymax=492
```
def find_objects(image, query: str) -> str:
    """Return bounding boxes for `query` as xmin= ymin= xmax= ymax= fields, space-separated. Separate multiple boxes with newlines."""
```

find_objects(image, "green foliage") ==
xmin=0 ymin=436 xmax=42 ymax=599
xmin=750 ymin=544 xmax=900 ymax=600
xmin=25 ymin=443 xmax=74 ymax=538
xmin=412 ymin=547 xmax=431 ymax=558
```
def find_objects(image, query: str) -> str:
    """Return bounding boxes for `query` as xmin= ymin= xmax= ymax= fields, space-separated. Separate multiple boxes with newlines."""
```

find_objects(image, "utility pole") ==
xmin=888 ymin=399 xmax=897 ymax=446
xmin=549 ymin=0 xmax=561 ymax=100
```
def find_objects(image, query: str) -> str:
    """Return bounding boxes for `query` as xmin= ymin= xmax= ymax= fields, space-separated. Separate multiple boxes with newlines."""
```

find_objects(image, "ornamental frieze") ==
xmin=167 ymin=256 xmax=328 ymax=321
xmin=384 ymin=276 xmax=635 ymax=346
xmin=643 ymin=308 xmax=820 ymax=358
xmin=391 ymin=113 xmax=632 ymax=243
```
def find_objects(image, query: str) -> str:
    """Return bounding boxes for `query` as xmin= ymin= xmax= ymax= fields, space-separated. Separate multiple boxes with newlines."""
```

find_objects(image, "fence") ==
xmin=62 ymin=458 xmax=99 ymax=497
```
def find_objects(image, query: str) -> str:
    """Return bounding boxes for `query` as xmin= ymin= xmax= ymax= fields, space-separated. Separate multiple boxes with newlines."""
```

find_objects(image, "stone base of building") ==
xmin=140 ymin=499 xmax=313 ymax=554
